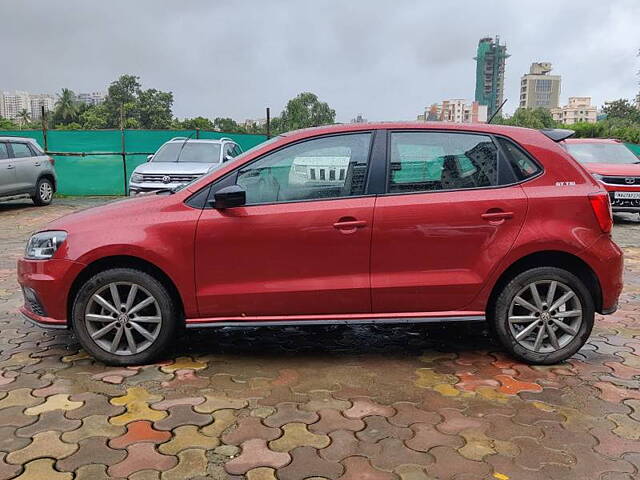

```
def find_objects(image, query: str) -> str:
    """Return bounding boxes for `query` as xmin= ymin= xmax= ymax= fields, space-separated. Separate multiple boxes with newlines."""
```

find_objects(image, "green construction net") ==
xmin=0 ymin=129 xmax=267 ymax=195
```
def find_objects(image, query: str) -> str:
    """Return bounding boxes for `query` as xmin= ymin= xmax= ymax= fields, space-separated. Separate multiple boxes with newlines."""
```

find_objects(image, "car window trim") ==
xmin=492 ymin=134 xmax=545 ymax=183
xmin=381 ymin=129 xmax=543 ymax=197
xmin=0 ymin=142 xmax=10 ymax=161
xmin=194 ymin=131 xmax=377 ymax=209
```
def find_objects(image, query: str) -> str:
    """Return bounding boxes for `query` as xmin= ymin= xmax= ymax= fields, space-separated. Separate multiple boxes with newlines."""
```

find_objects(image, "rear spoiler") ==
xmin=540 ymin=128 xmax=575 ymax=142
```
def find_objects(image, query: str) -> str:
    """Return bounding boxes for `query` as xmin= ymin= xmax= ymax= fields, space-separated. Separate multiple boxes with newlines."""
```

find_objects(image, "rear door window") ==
xmin=388 ymin=132 xmax=499 ymax=193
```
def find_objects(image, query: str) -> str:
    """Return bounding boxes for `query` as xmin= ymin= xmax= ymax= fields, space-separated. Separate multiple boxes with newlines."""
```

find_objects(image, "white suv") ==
xmin=129 ymin=137 xmax=242 ymax=195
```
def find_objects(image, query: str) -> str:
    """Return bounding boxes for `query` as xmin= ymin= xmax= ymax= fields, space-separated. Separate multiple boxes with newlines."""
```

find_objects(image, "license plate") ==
xmin=614 ymin=191 xmax=640 ymax=200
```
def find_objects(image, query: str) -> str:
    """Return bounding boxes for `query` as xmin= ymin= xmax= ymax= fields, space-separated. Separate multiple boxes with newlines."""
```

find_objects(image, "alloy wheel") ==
xmin=39 ymin=181 xmax=52 ymax=202
xmin=508 ymin=280 xmax=583 ymax=353
xmin=84 ymin=282 xmax=162 ymax=356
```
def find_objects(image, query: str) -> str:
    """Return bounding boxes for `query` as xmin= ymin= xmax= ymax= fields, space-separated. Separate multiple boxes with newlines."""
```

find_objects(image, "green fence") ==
xmin=0 ymin=130 xmax=267 ymax=195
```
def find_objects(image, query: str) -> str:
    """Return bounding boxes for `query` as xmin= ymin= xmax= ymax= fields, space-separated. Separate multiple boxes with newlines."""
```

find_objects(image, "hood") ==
xmin=133 ymin=161 xmax=214 ymax=175
xmin=581 ymin=162 xmax=640 ymax=177
xmin=45 ymin=194 xmax=169 ymax=232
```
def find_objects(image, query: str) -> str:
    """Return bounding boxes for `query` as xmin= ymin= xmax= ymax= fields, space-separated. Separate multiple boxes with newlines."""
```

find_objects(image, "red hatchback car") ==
xmin=18 ymin=123 xmax=623 ymax=366
xmin=563 ymin=138 xmax=640 ymax=214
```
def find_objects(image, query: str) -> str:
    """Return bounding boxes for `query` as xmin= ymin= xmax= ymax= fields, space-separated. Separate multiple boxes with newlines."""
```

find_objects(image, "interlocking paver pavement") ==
xmin=0 ymin=197 xmax=639 ymax=479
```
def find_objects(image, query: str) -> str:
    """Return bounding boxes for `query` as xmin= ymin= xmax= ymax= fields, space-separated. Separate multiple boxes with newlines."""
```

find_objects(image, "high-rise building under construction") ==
xmin=474 ymin=36 xmax=509 ymax=119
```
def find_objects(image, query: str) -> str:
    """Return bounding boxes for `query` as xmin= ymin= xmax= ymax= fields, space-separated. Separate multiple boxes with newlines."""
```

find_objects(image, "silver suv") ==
xmin=129 ymin=137 xmax=242 ymax=195
xmin=0 ymin=137 xmax=56 ymax=206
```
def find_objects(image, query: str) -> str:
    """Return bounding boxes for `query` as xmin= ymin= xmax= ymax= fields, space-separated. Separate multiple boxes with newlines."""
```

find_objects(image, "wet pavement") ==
xmin=0 ymin=196 xmax=638 ymax=480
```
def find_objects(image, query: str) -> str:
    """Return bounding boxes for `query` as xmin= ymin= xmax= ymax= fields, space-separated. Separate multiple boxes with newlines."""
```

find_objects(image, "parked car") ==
xmin=18 ymin=123 xmax=622 ymax=366
xmin=129 ymin=137 xmax=242 ymax=195
xmin=0 ymin=136 xmax=56 ymax=206
xmin=563 ymin=138 xmax=640 ymax=214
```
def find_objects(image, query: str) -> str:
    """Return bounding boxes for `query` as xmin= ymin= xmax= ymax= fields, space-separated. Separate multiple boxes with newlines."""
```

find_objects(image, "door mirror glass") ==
xmin=147 ymin=155 xmax=153 ymax=161
xmin=213 ymin=184 xmax=246 ymax=209
xmin=224 ymin=154 xmax=234 ymax=162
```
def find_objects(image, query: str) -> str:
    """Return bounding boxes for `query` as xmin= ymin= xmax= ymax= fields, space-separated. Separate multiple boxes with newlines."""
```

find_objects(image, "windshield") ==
xmin=565 ymin=142 xmax=640 ymax=164
xmin=152 ymin=142 xmax=221 ymax=163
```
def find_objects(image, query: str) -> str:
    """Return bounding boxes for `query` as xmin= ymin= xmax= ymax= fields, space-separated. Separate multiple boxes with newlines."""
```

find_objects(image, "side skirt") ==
xmin=185 ymin=314 xmax=486 ymax=329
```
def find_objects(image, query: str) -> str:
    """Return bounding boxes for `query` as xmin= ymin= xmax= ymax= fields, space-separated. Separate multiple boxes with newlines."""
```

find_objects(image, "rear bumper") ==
xmin=17 ymin=258 xmax=85 ymax=326
xmin=580 ymin=234 xmax=624 ymax=314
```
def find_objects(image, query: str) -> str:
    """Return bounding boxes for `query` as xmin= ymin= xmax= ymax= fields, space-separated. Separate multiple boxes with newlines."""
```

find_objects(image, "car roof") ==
xmin=166 ymin=138 xmax=234 ymax=144
xmin=278 ymin=121 xmax=548 ymax=141
xmin=563 ymin=138 xmax=621 ymax=144
xmin=0 ymin=136 xmax=39 ymax=143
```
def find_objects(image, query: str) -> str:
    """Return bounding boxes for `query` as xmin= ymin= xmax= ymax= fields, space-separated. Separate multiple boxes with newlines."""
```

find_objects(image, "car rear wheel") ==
xmin=490 ymin=267 xmax=594 ymax=365
xmin=72 ymin=268 xmax=178 ymax=366
xmin=32 ymin=177 xmax=53 ymax=206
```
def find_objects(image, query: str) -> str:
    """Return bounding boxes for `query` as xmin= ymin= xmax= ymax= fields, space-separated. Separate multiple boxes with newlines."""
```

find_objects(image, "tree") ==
xmin=137 ymin=89 xmax=173 ymax=129
xmin=0 ymin=117 xmax=18 ymax=129
xmin=602 ymin=99 xmax=640 ymax=123
xmin=104 ymin=75 xmax=142 ymax=127
xmin=175 ymin=116 xmax=215 ymax=130
xmin=79 ymin=104 xmax=109 ymax=129
xmin=277 ymin=92 xmax=336 ymax=133
xmin=53 ymin=88 xmax=79 ymax=125
xmin=494 ymin=108 xmax=559 ymax=129
xmin=16 ymin=109 xmax=31 ymax=129
xmin=213 ymin=117 xmax=243 ymax=132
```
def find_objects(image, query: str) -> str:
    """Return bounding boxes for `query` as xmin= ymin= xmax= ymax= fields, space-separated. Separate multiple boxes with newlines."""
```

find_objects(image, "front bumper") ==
xmin=17 ymin=258 xmax=85 ymax=327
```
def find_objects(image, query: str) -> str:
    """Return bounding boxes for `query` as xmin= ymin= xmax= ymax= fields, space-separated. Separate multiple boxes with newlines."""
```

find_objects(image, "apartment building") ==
xmin=551 ymin=97 xmax=597 ymax=124
xmin=0 ymin=91 xmax=30 ymax=120
xmin=418 ymin=99 xmax=488 ymax=123
xmin=520 ymin=62 xmax=561 ymax=109
xmin=29 ymin=94 xmax=55 ymax=120
xmin=77 ymin=91 xmax=106 ymax=106
xmin=474 ymin=36 xmax=509 ymax=118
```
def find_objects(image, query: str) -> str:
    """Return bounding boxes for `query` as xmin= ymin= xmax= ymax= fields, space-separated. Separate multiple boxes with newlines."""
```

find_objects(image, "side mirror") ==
xmin=212 ymin=185 xmax=246 ymax=209
xmin=224 ymin=154 xmax=233 ymax=162
xmin=147 ymin=155 xmax=153 ymax=162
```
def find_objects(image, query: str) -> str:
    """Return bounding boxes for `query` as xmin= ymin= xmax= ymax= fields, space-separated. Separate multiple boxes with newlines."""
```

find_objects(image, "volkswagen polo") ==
xmin=18 ymin=123 xmax=623 ymax=366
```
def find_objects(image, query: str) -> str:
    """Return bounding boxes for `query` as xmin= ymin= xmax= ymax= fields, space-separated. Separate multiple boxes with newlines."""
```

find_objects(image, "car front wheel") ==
xmin=72 ymin=268 xmax=178 ymax=365
xmin=490 ymin=267 xmax=594 ymax=365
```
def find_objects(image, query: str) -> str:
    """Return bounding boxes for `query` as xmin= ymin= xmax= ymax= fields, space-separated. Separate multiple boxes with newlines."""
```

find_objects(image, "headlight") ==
xmin=592 ymin=173 xmax=604 ymax=181
xmin=131 ymin=173 xmax=143 ymax=183
xmin=25 ymin=231 xmax=67 ymax=259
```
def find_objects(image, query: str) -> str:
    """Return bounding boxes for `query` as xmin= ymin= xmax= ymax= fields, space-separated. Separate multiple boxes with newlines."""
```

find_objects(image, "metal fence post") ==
xmin=41 ymin=106 xmax=48 ymax=152
xmin=266 ymin=107 xmax=271 ymax=138
xmin=120 ymin=104 xmax=127 ymax=196
xmin=196 ymin=128 xmax=200 ymax=139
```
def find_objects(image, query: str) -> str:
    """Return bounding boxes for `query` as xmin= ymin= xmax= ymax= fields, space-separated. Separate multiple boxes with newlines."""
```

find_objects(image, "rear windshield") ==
xmin=565 ymin=142 xmax=640 ymax=164
xmin=152 ymin=142 xmax=221 ymax=163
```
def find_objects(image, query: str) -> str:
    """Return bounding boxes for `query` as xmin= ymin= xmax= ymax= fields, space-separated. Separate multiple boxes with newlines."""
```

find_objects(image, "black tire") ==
xmin=32 ymin=177 xmax=53 ymax=206
xmin=489 ymin=267 xmax=594 ymax=365
xmin=72 ymin=268 xmax=178 ymax=366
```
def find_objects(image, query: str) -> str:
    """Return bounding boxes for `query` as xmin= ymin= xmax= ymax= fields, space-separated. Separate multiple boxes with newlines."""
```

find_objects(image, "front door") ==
xmin=0 ymin=142 xmax=17 ymax=195
xmin=371 ymin=130 xmax=528 ymax=313
xmin=194 ymin=132 xmax=375 ymax=318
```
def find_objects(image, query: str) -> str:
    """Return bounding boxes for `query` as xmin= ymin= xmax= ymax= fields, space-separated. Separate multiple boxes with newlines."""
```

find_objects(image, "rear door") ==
xmin=10 ymin=141 xmax=40 ymax=193
xmin=0 ymin=142 xmax=17 ymax=195
xmin=371 ymin=130 xmax=528 ymax=313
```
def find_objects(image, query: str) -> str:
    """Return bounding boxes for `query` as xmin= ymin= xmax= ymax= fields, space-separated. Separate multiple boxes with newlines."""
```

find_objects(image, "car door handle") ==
xmin=333 ymin=219 xmax=367 ymax=230
xmin=481 ymin=211 xmax=514 ymax=221
xmin=34 ymin=162 xmax=41 ymax=166
xmin=6 ymin=165 xmax=15 ymax=169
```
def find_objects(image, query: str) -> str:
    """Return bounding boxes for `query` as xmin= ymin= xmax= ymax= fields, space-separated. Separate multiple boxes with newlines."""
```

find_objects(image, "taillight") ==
xmin=588 ymin=192 xmax=613 ymax=233
xmin=48 ymin=156 xmax=55 ymax=166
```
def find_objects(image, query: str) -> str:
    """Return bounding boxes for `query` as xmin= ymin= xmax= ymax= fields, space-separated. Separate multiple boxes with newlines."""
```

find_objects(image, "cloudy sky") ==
xmin=2 ymin=0 xmax=639 ymax=122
